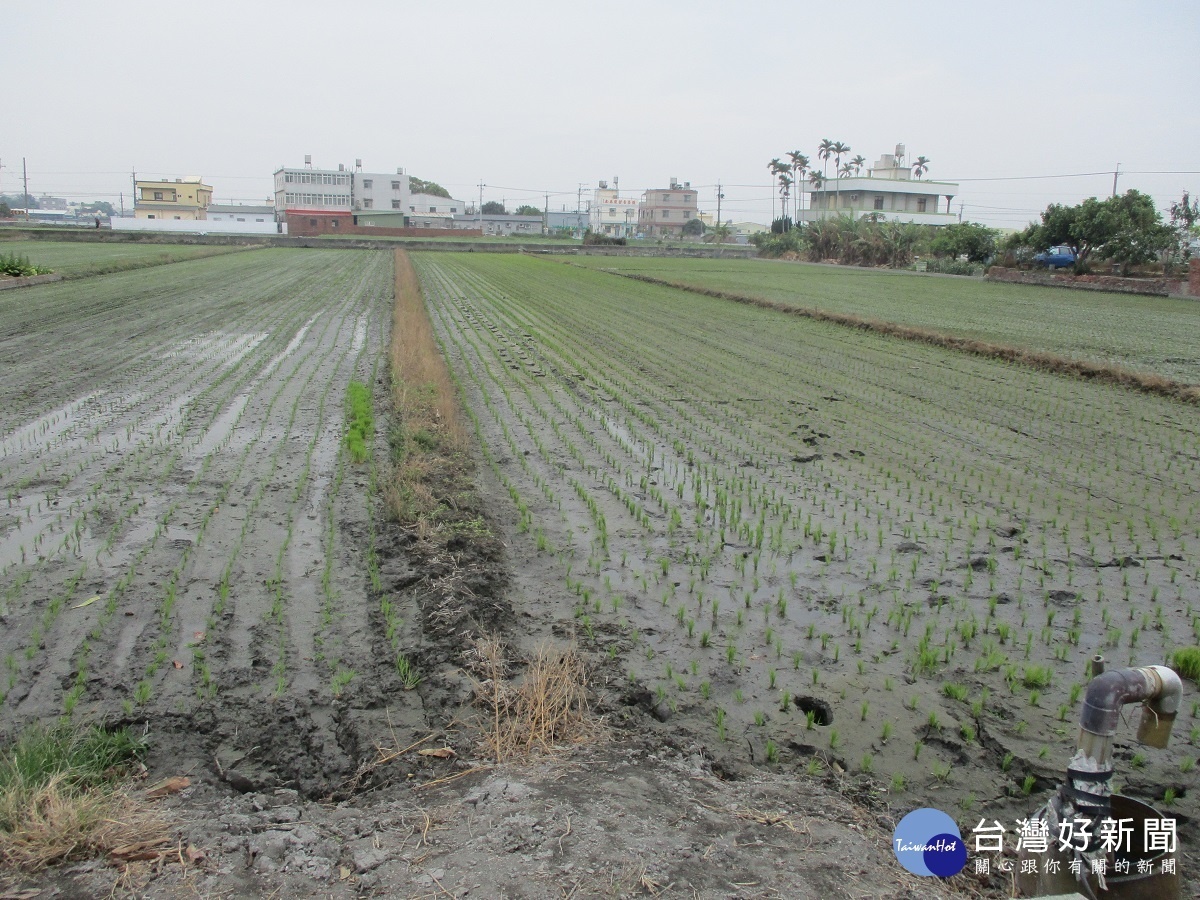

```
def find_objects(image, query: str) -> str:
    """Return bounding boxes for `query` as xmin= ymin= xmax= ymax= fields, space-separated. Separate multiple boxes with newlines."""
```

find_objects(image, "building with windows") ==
xmin=457 ymin=214 xmax=543 ymax=236
xmin=589 ymin=179 xmax=638 ymax=237
xmin=134 ymin=176 xmax=213 ymax=220
xmin=408 ymin=193 xmax=464 ymax=216
xmin=638 ymin=178 xmax=698 ymax=238
xmin=801 ymin=145 xmax=958 ymax=226
xmin=273 ymin=157 xmax=412 ymax=232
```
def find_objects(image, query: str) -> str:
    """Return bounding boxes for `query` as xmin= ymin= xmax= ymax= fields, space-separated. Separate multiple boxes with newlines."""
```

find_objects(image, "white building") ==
xmin=273 ymin=156 xmax=409 ymax=220
xmin=408 ymin=193 xmax=466 ymax=216
xmin=273 ymin=158 xmax=352 ymax=216
xmin=589 ymin=179 xmax=638 ymax=237
xmin=801 ymin=145 xmax=958 ymax=226
xmin=207 ymin=203 xmax=277 ymax=226
xmin=352 ymin=168 xmax=409 ymax=214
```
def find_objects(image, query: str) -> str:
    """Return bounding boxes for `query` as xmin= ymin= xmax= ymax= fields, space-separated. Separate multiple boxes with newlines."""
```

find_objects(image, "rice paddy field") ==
xmin=567 ymin=255 xmax=1200 ymax=383
xmin=1 ymin=241 xmax=1199 ymax=887
xmin=416 ymin=252 xmax=1200 ymax=835
xmin=0 ymin=247 xmax=397 ymax=792
xmin=0 ymin=239 xmax=244 ymax=277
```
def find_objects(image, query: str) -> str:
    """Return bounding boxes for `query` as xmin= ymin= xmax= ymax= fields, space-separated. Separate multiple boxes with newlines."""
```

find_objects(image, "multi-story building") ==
xmin=134 ymin=176 xmax=213 ymax=220
xmin=589 ymin=179 xmax=638 ymax=237
xmin=273 ymin=157 xmax=410 ymax=232
xmin=638 ymin=178 xmax=698 ymax=238
xmin=801 ymin=145 xmax=958 ymax=226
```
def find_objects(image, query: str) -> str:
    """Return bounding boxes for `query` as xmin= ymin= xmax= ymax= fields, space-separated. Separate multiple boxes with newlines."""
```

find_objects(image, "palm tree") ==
xmin=767 ymin=157 xmax=786 ymax=223
xmin=839 ymin=162 xmax=854 ymax=178
xmin=830 ymin=141 xmax=851 ymax=214
xmin=817 ymin=139 xmax=834 ymax=182
xmin=912 ymin=156 xmax=930 ymax=180
xmin=808 ymin=171 xmax=826 ymax=218
xmin=788 ymin=151 xmax=809 ymax=223
xmin=851 ymin=154 xmax=866 ymax=176
xmin=776 ymin=172 xmax=793 ymax=230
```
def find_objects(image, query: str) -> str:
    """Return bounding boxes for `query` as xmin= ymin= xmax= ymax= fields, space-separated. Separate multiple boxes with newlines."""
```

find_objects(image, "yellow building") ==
xmin=134 ymin=177 xmax=213 ymax=220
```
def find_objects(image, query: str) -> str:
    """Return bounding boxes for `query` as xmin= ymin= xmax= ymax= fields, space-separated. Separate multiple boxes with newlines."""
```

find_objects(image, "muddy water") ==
xmin=415 ymin=253 xmax=1200 ymax=878
xmin=0 ymin=251 xmax=409 ymax=799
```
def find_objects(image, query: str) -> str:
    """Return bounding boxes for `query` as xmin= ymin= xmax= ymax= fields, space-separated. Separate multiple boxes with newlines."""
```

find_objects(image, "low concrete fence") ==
xmin=0 ymin=273 xmax=64 ymax=290
xmin=986 ymin=266 xmax=1171 ymax=297
xmin=0 ymin=228 xmax=758 ymax=257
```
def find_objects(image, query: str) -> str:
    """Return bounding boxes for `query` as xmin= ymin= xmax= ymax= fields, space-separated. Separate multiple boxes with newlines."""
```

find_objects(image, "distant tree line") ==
xmin=752 ymin=216 xmax=995 ymax=271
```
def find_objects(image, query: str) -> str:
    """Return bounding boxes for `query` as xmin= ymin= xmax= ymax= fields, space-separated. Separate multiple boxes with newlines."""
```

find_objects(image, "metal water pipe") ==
xmin=1065 ymin=664 xmax=1182 ymax=829
xmin=1018 ymin=659 xmax=1183 ymax=898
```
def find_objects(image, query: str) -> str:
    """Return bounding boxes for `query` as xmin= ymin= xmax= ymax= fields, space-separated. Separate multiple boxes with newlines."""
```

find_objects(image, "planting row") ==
xmin=0 ymin=250 xmax=397 ymax=791
xmin=415 ymin=252 xmax=1200 ymax=823
xmin=568 ymin=256 xmax=1200 ymax=383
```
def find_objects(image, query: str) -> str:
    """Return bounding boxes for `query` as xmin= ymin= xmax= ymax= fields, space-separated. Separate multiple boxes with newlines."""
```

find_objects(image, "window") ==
xmin=362 ymin=199 xmax=373 ymax=208
xmin=392 ymin=200 xmax=401 ymax=209
xmin=331 ymin=219 xmax=338 ymax=228
xmin=429 ymin=206 xmax=436 ymax=213
xmin=873 ymin=195 xmax=884 ymax=210
xmin=450 ymin=207 xmax=457 ymax=213
xmin=662 ymin=193 xmax=670 ymax=201
xmin=237 ymin=217 xmax=245 ymax=222
xmin=662 ymin=210 xmax=669 ymax=218
xmin=285 ymin=174 xmax=293 ymax=183
xmin=147 ymin=214 xmax=155 ymax=219
xmin=154 ymin=191 xmax=163 ymax=200
xmin=310 ymin=219 xmax=318 ymax=226
xmin=917 ymin=198 xmax=927 ymax=212
xmin=363 ymin=179 xmax=373 ymax=189
xmin=391 ymin=181 xmax=401 ymax=190
xmin=409 ymin=206 xmax=416 ymax=212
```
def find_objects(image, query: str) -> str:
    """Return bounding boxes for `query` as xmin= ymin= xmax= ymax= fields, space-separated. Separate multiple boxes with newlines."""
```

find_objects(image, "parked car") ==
xmin=1033 ymin=245 xmax=1076 ymax=269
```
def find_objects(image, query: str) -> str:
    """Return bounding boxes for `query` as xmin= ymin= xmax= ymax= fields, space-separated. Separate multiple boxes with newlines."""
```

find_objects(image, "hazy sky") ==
xmin=5 ymin=0 xmax=1198 ymax=228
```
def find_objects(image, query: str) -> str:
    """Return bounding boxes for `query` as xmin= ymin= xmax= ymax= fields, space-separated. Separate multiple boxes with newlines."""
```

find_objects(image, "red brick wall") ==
xmin=1190 ymin=258 xmax=1200 ymax=297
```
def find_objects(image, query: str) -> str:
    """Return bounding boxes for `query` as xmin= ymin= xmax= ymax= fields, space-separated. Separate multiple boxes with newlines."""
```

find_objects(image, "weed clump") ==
xmin=1172 ymin=647 xmax=1200 ymax=682
xmin=344 ymin=380 xmax=374 ymax=463
xmin=0 ymin=722 xmax=162 ymax=871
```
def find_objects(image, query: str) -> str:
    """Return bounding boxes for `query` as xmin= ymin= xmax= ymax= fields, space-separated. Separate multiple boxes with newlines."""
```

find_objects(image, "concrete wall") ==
xmin=111 ymin=217 xmax=285 ymax=235
xmin=986 ymin=266 xmax=1171 ymax=297
xmin=0 ymin=227 xmax=757 ymax=257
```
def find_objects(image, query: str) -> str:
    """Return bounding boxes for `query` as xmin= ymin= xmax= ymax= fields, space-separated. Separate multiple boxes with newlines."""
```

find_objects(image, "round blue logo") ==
xmin=893 ymin=808 xmax=967 ymax=877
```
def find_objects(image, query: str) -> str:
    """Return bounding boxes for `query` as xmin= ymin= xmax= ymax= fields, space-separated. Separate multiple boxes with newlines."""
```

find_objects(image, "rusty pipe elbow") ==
xmin=1079 ymin=667 xmax=1159 ymax=737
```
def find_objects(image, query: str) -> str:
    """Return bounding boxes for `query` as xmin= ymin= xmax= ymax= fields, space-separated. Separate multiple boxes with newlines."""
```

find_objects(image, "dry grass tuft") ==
xmin=468 ymin=637 xmax=603 ymax=762
xmin=613 ymin=271 xmax=1200 ymax=405
xmin=0 ymin=776 xmax=168 ymax=872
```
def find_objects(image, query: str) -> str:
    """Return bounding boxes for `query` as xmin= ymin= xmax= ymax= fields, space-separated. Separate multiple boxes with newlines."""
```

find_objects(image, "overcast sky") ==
xmin=4 ymin=0 xmax=1197 ymax=228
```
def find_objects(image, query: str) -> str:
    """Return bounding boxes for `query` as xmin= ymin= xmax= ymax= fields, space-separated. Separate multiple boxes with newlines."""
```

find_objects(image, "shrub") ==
xmin=0 ymin=253 xmax=51 ymax=277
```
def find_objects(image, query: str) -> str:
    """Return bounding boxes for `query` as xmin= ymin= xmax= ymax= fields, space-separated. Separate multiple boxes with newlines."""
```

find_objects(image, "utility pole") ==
xmin=120 ymin=192 xmax=124 ymax=217
xmin=577 ymin=183 xmax=584 ymax=236
xmin=716 ymin=182 xmax=724 ymax=240
xmin=477 ymin=181 xmax=485 ymax=232
xmin=544 ymin=193 xmax=549 ymax=236
xmin=22 ymin=157 xmax=29 ymax=220
xmin=1112 ymin=163 xmax=1120 ymax=198
xmin=958 ymin=201 xmax=964 ymax=223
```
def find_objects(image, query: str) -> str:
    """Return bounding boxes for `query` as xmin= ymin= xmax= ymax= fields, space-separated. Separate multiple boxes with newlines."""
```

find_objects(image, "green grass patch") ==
xmin=344 ymin=381 xmax=374 ymax=463
xmin=0 ymin=723 xmax=146 ymax=807
xmin=1172 ymin=647 xmax=1200 ymax=681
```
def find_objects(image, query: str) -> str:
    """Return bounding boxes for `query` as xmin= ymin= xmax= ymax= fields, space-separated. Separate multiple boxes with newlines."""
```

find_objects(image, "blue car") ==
xmin=1033 ymin=245 xmax=1076 ymax=269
